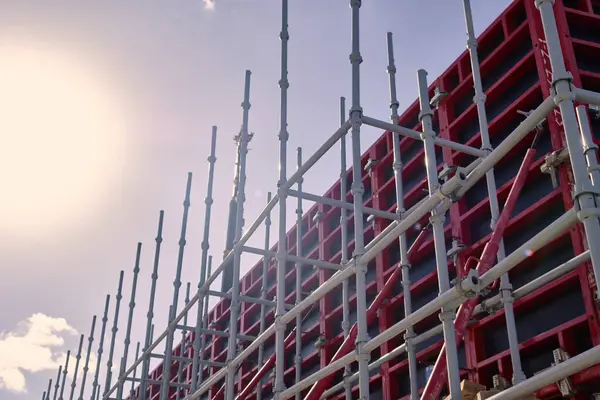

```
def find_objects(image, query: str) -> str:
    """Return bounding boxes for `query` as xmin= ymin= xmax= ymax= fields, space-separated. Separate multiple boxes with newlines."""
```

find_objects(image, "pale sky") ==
xmin=0 ymin=0 xmax=513 ymax=398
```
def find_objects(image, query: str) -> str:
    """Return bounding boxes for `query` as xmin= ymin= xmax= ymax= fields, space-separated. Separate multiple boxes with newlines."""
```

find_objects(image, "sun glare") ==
xmin=0 ymin=43 xmax=128 ymax=238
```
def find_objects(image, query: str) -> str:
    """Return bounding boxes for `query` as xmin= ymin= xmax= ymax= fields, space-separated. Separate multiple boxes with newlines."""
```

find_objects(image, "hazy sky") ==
xmin=0 ymin=0 xmax=513 ymax=397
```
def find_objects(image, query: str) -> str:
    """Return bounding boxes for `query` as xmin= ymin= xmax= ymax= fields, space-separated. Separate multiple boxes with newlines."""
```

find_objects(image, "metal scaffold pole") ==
xmin=191 ymin=125 xmax=217 ymax=393
xmin=256 ymin=191 xmax=272 ymax=400
xmin=52 ymin=366 xmax=62 ymax=400
xmin=117 ymin=243 xmax=143 ymax=399
xmin=140 ymin=211 xmax=164 ymax=400
xmin=70 ymin=335 xmax=84 ymax=400
xmin=162 ymin=173 xmax=193 ymax=400
xmin=46 ymin=380 xmax=52 ymax=400
xmin=176 ymin=283 xmax=192 ymax=400
xmin=59 ymin=350 xmax=70 ymax=400
xmin=386 ymin=31 xmax=419 ymax=399
xmin=91 ymin=295 xmax=110 ymax=400
xmin=348 ymin=1 xmax=371 ymax=399
xmin=225 ymin=69 xmax=252 ymax=400
xmin=273 ymin=0 xmax=290 ymax=398
xmin=78 ymin=315 xmax=96 ymax=400
xmin=417 ymin=68 xmax=463 ymax=399
xmin=198 ymin=255 xmax=212 ymax=389
xmin=575 ymin=106 xmax=600 ymax=190
xmin=294 ymin=146 xmax=303 ymax=400
xmin=339 ymin=95 xmax=352 ymax=400
xmin=130 ymin=342 xmax=140 ymax=399
xmin=535 ymin=0 xmax=600 ymax=299
xmin=461 ymin=0 xmax=526 ymax=384
xmin=104 ymin=271 xmax=124 ymax=398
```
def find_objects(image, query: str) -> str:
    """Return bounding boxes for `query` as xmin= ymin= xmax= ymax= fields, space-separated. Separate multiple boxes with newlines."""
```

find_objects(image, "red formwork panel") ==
xmin=136 ymin=1 xmax=600 ymax=399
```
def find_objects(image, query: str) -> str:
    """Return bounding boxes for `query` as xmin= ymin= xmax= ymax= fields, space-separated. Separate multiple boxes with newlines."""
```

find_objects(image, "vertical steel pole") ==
xmin=91 ymin=295 xmax=110 ymax=400
xmin=43 ymin=391 xmax=47 ymax=400
xmin=192 ymin=126 xmax=217 ymax=392
xmin=130 ymin=342 xmax=140 ymax=399
xmin=162 ymin=173 xmax=193 ymax=399
xmin=117 ymin=243 xmax=142 ymax=400
xmin=256 ymin=191 xmax=272 ymax=400
xmin=349 ymin=1 xmax=371 ymax=398
xmin=461 ymin=0 xmax=525 ymax=383
xmin=339 ymin=96 xmax=352 ymax=400
xmin=274 ymin=0 xmax=290 ymax=398
xmin=386 ymin=32 xmax=419 ymax=399
xmin=69 ymin=335 xmax=84 ymax=400
xmin=294 ymin=147 xmax=303 ymax=400
xmin=141 ymin=211 xmax=164 ymax=400
xmin=225 ymin=69 xmax=252 ymax=400
xmin=58 ymin=350 xmax=70 ymax=400
xmin=198 ymin=255 xmax=212 ymax=389
xmin=78 ymin=316 xmax=97 ymax=400
xmin=53 ymin=366 xmax=62 ymax=400
xmin=47 ymin=380 xmax=53 ymax=400
xmin=176 ymin=283 xmax=192 ymax=400
xmin=417 ymin=69 xmax=462 ymax=399
xmin=536 ymin=0 xmax=600 ymax=296
xmin=104 ymin=271 xmax=124 ymax=397
xmin=576 ymin=106 xmax=600 ymax=188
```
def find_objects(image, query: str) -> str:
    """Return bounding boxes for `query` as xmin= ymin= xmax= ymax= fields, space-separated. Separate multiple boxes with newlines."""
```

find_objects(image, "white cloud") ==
xmin=204 ymin=0 xmax=215 ymax=10
xmin=0 ymin=313 xmax=78 ymax=394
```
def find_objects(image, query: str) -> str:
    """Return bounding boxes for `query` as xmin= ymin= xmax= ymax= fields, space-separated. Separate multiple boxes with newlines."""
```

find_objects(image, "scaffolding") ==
xmin=38 ymin=0 xmax=600 ymax=399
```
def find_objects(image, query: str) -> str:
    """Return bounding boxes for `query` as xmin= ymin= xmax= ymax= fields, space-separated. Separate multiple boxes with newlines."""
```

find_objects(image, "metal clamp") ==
xmin=540 ymin=147 xmax=570 ymax=189
xmin=572 ymin=188 xmax=600 ymax=221
xmin=455 ymin=269 xmax=481 ymax=299
xmin=430 ymin=87 xmax=448 ymax=109
xmin=447 ymin=237 xmax=467 ymax=266
xmin=552 ymin=348 xmax=576 ymax=396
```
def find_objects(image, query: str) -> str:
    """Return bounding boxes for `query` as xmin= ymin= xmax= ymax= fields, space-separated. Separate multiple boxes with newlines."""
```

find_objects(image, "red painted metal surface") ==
xmin=421 ymin=148 xmax=536 ymax=399
xmin=136 ymin=2 xmax=600 ymax=399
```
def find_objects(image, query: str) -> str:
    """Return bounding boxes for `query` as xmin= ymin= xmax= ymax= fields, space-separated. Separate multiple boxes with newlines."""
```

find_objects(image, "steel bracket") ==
xmin=447 ymin=237 xmax=467 ymax=264
xmin=552 ymin=348 xmax=576 ymax=396
xmin=541 ymin=147 xmax=570 ymax=188
xmin=454 ymin=269 xmax=481 ymax=299
xmin=430 ymin=87 xmax=448 ymax=109
xmin=517 ymin=109 xmax=547 ymax=132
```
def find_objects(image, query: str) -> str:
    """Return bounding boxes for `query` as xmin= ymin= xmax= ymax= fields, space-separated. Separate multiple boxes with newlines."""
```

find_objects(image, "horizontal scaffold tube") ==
xmin=475 ymin=250 xmax=591 ymax=314
xmin=184 ymin=95 xmax=556 ymax=400
xmin=574 ymin=87 xmax=600 ymax=107
xmin=304 ymin=226 xmax=431 ymax=400
xmin=422 ymin=147 xmax=536 ymax=399
xmin=287 ymin=189 xmax=399 ymax=221
xmin=362 ymin=115 xmax=486 ymax=158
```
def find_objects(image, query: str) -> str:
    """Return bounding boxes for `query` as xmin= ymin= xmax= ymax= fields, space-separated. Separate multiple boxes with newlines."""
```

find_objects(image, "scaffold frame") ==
xmin=36 ymin=1 xmax=600 ymax=399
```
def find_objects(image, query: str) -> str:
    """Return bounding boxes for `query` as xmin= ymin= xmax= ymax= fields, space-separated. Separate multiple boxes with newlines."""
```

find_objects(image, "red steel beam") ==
xmin=303 ymin=225 xmax=431 ymax=400
xmin=421 ymin=147 xmax=536 ymax=399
